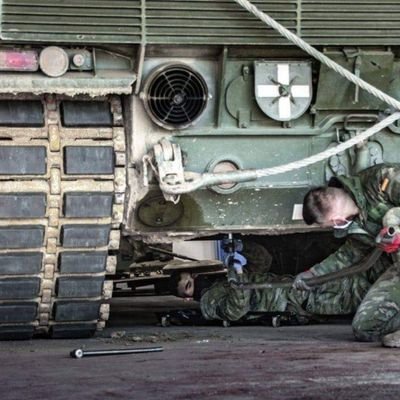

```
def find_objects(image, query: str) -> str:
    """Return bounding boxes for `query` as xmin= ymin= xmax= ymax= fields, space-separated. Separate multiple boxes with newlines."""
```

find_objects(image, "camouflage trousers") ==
xmin=352 ymin=262 xmax=400 ymax=342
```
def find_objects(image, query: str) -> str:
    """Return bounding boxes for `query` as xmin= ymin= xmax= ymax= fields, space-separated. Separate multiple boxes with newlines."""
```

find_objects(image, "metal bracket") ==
xmin=342 ymin=48 xmax=363 ymax=103
xmin=152 ymin=139 xmax=185 ymax=203
xmin=342 ymin=114 xmax=383 ymax=173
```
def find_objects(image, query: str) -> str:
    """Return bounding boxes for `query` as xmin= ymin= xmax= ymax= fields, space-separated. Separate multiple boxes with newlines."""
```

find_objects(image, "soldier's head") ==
xmin=302 ymin=186 xmax=359 ymax=228
xmin=169 ymin=242 xmax=272 ymax=299
xmin=169 ymin=271 xmax=195 ymax=298
xmin=169 ymin=272 xmax=219 ymax=301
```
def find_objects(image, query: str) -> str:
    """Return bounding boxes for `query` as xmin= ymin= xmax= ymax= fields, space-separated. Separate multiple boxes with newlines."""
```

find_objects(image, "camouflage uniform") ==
xmin=202 ymin=164 xmax=400 ymax=341
xmin=200 ymin=259 xmax=385 ymax=323
xmin=312 ymin=164 xmax=400 ymax=341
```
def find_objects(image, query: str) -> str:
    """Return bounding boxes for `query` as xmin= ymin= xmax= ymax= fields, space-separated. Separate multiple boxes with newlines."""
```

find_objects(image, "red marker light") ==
xmin=0 ymin=50 xmax=39 ymax=71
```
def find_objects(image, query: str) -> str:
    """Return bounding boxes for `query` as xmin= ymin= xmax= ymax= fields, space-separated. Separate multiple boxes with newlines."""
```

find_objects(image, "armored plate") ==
xmin=0 ymin=193 xmax=46 ymax=218
xmin=0 ymin=146 xmax=46 ymax=175
xmin=61 ymin=101 xmax=113 ymax=127
xmin=54 ymin=301 xmax=100 ymax=322
xmin=254 ymin=61 xmax=312 ymax=122
xmin=64 ymin=146 xmax=114 ymax=175
xmin=63 ymin=193 xmax=113 ymax=218
xmin=0 ymin=253 xmax=42 ymax=275
xmin=0 ymin=277 xmax=40 ymax=299
xmin=0 ymin=303 xmax=37 ymax=323
xmin=61 ymin=224 xmax=110 ymax=248
xmin=56 ymin=276 xmax=104 ymax=298
xmin=59 ymin=252 xmax=107 ymax=274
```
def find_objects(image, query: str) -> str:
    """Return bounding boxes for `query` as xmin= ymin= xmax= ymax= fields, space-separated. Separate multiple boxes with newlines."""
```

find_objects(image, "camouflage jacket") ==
xmin=200 ymin=263 xmax=295 ymax=321
xmin=201 ymin=164 xmax=399 ymax=321
xmin=309 ymin=163 xmax=399 ymax=278
xmin=199 ymin=263 xmax=386 ymax=321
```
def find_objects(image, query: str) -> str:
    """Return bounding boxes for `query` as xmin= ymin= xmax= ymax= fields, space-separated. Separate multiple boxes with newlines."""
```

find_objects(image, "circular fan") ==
xmin=143 ymin=63 xmax=208 ymax=130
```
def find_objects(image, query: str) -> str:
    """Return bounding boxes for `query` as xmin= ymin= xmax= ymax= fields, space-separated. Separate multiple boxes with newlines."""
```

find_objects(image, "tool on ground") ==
xmin=70 ymin=346 xmax=164 ymax=359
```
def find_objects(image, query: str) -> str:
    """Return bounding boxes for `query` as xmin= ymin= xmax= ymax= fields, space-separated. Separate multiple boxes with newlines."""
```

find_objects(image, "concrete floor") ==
xmin=1 ymin=296 xmax=400 ymax=400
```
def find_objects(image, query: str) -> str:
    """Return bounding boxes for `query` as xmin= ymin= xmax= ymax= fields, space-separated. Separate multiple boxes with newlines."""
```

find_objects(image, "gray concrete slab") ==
xmin=1 ymin=296 xmax=400 ymax=400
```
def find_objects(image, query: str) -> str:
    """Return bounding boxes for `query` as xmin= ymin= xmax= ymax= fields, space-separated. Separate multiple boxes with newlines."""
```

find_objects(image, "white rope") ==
xmin=255 ymin=112 xmax=400 ymax=177
xmin=158 ymin=1 xmax=400 ymax=195
xmin=160 ymin=112 xmax=400 ymax=194
xmin=233 ymin=0 xmax=400 ymax=110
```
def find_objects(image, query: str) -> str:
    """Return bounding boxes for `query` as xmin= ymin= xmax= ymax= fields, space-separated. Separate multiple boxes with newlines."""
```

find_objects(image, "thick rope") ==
xmin=158 ymin=1 xmax=400 ymax=195
xmin=161 ymin=112 xmax=400 ymax=194
xmin=256 ymin=112 xmax=400 ymax=177
xmin=233 ymin=0 xmax=400 ymax=110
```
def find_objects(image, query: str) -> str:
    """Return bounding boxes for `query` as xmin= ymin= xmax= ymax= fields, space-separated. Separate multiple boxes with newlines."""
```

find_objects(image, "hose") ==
xmin=231 ymin=248 xmax=383 ymax=290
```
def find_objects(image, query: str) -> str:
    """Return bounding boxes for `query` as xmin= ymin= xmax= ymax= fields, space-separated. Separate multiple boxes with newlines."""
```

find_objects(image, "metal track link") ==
xmin=0 ymin=94 xmax=126 ymax=339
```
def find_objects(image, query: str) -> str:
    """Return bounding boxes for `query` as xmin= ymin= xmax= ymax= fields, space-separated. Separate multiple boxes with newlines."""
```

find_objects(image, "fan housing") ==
xmin=142 ymin=63 xmax=209 ymax=130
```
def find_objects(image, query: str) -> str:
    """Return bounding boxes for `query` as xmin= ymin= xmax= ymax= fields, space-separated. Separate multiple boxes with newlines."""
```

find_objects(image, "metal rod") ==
xmin=231 ymin=248 xmax=383 ymax=290
xmin=70 ymin=346 xmax=164 ymax=359
xmin=148 ymin=246 xmax=198 ymax=261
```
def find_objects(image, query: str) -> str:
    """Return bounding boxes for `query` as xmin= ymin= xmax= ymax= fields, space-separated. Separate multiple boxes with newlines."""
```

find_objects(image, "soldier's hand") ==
xmin=293 ymin=270 xmax=314 ymax=291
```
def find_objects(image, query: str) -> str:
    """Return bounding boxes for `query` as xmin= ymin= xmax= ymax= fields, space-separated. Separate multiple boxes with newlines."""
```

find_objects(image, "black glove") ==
xmin=293 ymin=270 xmax=314 ymax=291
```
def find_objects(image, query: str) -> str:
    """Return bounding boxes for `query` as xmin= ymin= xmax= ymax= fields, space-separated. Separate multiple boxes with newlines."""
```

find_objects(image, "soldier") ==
xmin=296 ymin=163 xmax=400 ymax=347
xmin=171 ymin=241 xmax=385 ymax=327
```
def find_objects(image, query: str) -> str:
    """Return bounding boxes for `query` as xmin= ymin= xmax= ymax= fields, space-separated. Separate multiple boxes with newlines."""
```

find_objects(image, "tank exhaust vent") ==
xmin=142 ymin=63 xmax=208 ymax=130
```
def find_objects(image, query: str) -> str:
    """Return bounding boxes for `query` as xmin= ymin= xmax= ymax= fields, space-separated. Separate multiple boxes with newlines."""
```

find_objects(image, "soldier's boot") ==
xmin=382 ymin=329 xmax=400 ymax=348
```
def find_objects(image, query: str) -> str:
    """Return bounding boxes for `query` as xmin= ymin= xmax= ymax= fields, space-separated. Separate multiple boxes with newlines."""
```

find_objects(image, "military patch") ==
xmin=254 ymin=61 xmax=312 ymax=122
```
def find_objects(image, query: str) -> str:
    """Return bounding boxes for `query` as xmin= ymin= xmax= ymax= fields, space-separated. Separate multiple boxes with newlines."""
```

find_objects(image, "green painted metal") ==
xmin=316 ymin=51 xmax=394 ymax=111
xmin=134 ymin=133 xmax=331 ymax=233
xmin=2 ymin=0 xmax=400 ymax=45
xmin=136 ymin=187 xmax=310 ymax=231
xmin=130 ymin=46 xmax=400 ymax=235
xmin=1 ymin=0 xmax=143 ymax=43
xmin=173 ymin=135 xmax=314 ymax=187
xmin=2 ymin=0 xmax=400 ymax=236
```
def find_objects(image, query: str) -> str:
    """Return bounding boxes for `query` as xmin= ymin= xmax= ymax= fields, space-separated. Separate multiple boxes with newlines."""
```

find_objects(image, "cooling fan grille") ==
xmin=144 ymin=64 xmax=208 ymax=130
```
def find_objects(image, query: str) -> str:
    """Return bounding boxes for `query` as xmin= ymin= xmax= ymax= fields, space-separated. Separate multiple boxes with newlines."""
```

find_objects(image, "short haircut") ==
xmin=302 ymin=186 xmax=335 ymax=225
xmin=168 ymin=272 xmax=219 ymax=300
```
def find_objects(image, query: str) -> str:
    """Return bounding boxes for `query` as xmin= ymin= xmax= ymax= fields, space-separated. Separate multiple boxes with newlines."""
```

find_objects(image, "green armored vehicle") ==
xmin=0 ymin=0 xmax=399 ymax=339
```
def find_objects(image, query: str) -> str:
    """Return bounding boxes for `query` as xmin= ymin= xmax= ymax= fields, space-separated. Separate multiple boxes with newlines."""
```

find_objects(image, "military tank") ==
xmin=0 ymin=0 xmax=399 ymax=339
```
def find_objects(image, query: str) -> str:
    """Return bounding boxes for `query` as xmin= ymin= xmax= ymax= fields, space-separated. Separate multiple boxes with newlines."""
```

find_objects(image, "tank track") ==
xmin=0 ymin=94 xmax=126 ymax=339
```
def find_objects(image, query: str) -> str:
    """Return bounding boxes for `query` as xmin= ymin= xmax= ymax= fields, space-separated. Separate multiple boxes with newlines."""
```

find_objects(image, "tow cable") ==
xmin=153 ymin=1 xmax=400 ymax=199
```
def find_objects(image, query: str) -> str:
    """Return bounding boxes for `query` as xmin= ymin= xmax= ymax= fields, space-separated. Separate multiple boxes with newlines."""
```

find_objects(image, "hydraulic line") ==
xmin=231 ymin=248 xmax=383 ymax=290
